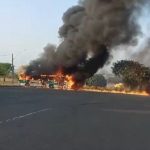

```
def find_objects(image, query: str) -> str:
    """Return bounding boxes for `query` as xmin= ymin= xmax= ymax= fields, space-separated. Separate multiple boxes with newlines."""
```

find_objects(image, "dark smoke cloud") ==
xmin=26 ymin=44 xmax=57 ymax=76
xmin=134 ymin=38 xmax=150 ymax=66
xmin=26 ymin=0 xmax=149 ymax=86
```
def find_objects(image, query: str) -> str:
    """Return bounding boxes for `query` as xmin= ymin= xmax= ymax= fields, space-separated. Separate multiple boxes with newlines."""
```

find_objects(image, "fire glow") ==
xmin=19 ymin=73 xmax=31 ymax=81
xmin=65 ymin=75 xmax=75 ymax=89
xmin=82 ymin=87 xmax=149 ymax=97
xmin=53 ymin=70 xmax=76 ymax=89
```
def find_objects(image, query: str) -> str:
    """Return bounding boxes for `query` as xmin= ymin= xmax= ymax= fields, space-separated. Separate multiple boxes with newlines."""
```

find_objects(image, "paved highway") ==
xmin=0 ymin=87 xmax=150 ymax=150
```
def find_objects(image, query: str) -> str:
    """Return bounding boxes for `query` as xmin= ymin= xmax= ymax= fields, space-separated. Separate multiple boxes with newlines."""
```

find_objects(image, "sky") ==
xmin=0 ymin=0 xmax=78 ymax=68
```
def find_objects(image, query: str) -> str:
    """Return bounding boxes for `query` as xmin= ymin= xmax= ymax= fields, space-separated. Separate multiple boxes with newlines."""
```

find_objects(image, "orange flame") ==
xmin=65 ymin=75 xmax=75 ymax=89
xmin=54 ymin=70 xmax=75 ymax=89
xmin=82 ymin=86 xmax=149 ymax=96
xmin=19 ymin=73 xmax=31 ymax=81
xmin=50 ymin=70 xmax=76 ymax=89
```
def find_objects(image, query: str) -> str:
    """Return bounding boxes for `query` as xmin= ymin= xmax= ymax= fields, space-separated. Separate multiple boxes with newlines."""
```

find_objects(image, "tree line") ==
xmin=0 ymin=63 xmax=12 ymax=81
xmin=112 ymin=60 xmax=150 ymax=93
xmin=86 ymin=60 xmax=150 ymax=93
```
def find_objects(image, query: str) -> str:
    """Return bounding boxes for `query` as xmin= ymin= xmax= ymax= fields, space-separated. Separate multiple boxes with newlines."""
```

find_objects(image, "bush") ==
xmin=86 ymin=74 xmax=107 ymax=87
xmin=112 ymin=60 xmax=150 ymax=90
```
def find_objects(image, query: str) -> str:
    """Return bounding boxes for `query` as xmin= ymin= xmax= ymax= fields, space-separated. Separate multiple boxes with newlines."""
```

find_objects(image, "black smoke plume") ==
xmin=133 ymin=38 xmax=150 ymax=66
xmin=26 ymin=0 xmax=149 ymax=86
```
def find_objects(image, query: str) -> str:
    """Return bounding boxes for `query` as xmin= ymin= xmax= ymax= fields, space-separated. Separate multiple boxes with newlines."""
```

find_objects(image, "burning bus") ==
xmin=18 ymin=71 xmax=75 ymax=90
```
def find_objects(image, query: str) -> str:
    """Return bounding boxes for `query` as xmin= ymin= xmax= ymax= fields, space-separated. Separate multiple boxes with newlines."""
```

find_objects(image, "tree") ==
xmin=112 ymin=60 xmax=150 ymax=90
xmin=86 ymin=74 xmax=107 ymax=87
xmin=0 ymin=63 xmax=12 ymax=81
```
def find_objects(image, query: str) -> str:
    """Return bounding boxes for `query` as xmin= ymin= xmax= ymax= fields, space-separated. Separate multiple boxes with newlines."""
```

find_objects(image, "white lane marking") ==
xmin=101 ymin=108 xmax=150 ymax=114
xmin=0 ymin=108 xmax=51 ymax=125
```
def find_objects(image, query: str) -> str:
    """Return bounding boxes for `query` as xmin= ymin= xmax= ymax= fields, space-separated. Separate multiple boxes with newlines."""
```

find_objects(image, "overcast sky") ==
xmin=0 ymin=0 xmax=78 ymax=68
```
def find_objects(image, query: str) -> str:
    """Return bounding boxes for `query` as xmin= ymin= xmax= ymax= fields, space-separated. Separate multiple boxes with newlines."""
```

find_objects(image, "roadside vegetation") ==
xmin=86 ymin=74 xmax=107 ymax=87
xmin=112 ymin=60 xmax=150 ymax=93
xmin=0 ymin=63 xmax=18 ymax=85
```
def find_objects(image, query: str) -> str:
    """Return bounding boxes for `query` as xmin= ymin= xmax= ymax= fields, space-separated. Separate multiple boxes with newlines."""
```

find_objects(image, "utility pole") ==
xmin=12 ymin=53 xmax=14 ymax=84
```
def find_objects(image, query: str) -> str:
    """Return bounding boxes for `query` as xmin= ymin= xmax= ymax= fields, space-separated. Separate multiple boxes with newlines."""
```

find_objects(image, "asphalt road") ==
xmin=0 ymin=87 xmax=150 ymax=150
